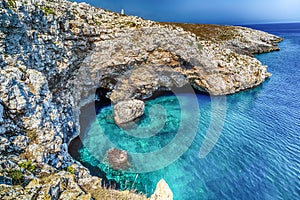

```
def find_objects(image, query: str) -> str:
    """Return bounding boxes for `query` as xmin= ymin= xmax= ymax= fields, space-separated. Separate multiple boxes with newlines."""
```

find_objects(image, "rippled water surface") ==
xmin=71 ymin=24 xmax=300 ymax=199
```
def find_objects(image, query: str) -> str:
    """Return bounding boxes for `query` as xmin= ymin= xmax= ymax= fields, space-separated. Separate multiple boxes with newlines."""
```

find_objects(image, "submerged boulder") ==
xmin=105 ymin=148 xmax=130 ymax=170
xmin=113 ymin=99 xmax=145 ymax=125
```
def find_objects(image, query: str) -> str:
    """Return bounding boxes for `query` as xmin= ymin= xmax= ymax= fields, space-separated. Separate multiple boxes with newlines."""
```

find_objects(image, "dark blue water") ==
xmin=74 ymin=23 xmax=300 ymax=199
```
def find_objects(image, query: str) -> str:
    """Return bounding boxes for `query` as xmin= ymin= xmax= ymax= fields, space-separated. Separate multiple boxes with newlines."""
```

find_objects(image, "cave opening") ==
xmin=68 ymin=83 xmax=204 ymax=193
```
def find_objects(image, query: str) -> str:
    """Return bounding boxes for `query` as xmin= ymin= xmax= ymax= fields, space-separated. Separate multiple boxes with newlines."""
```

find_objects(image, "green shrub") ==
xmin=7 ymin=169 xmax=24 ymax=185
xmin=126 ymin=21 xmax=137 ymax=28
xmin=198 ymin=44 xmax=204 ymax=51
xmin=64 ymin=166 xmax=75 ymax=174
xmin=18 ymin=160 xmax=36 ymax=172
xmin=41 ymin=6 xmax=56 ymax=15
xmin=7 ymin=0 xmax=16 ymax=9
xmin=18 ymin=67 xmax=27 ymax=75
xmin=95 ymin=21 xmax=101 ymax=26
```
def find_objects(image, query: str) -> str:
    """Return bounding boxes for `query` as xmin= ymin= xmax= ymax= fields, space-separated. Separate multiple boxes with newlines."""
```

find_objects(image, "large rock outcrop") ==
xmin=0 ymin=0 xmax=282 ymax=199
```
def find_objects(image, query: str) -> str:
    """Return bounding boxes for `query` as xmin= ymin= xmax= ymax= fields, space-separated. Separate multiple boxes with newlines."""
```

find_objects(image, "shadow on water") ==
xmin=68 ymin=87 xmax=120 ymax=189
xmin=69 ymin=137 xmax=120 ymax=189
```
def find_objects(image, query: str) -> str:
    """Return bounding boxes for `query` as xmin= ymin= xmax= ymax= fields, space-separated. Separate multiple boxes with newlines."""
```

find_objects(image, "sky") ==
xmin=75 ymin=0 xmax=300 ymax=24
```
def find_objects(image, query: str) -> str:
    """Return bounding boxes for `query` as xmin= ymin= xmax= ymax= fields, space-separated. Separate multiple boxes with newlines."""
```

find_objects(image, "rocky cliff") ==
xmin=0 ymin=0 xmax=282 ymax=199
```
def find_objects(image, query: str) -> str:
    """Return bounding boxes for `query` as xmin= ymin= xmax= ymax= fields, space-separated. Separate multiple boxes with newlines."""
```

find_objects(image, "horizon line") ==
xmin=157 ymin=20 xmax=300 ymax=26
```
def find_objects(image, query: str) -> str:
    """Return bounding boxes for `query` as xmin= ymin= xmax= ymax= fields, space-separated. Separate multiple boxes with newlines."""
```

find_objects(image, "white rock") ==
xmin=0 ymin=136 xmax=9 ymax=152
xmin=12 ymin=135 xmax=29 ymax=151
xmin=150 ymin=179 xmax=173 ymax=200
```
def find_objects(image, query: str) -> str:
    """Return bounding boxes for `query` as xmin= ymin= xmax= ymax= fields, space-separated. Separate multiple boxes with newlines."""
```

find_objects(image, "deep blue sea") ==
xmin=69 ymin=23 xmax=300 ymax=200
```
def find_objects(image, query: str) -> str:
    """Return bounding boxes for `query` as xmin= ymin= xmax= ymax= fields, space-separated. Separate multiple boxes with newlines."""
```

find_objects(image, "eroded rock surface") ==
xmin=0 ymin=0 xmax=283 ymax=199
xmin=114 ymin=99 xmax=145 ymax=125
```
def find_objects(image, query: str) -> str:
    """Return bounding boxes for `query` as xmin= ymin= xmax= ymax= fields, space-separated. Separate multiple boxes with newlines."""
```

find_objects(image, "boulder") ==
xmin=113 ymin=99 xmax=145 ymax=125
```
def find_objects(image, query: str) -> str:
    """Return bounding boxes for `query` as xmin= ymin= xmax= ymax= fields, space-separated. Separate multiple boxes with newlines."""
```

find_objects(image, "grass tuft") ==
xmin=41 ymin=6 xmax=56 ymax=16
xmin=7 ymin=0 xmax=16 ymax=9
xmin=18 ymin=160 xmax=36 ymax=172
xmin=64 ymin=166 xmax=75 ymax=174
xmin=7 ymin=169 xmax=24 ymax=185
xmin=198 ymin=43 xmax=204 ymax=51
xmin=159 ymin=22 xmax=236 ymax=42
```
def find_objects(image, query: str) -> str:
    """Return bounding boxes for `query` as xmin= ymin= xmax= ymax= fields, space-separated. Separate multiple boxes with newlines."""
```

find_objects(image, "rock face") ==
xmin=0 ymin=0 xmax=282 ymax=199
xmin=150 ymin=179 xmax=173 ymax=200
xmin=105 ymin=148 xmax=131 ymax=170
xmin=114 ymin=100 xmax=145 ymax=125
xmin=166 ymin=23 xmax=283 ymax=56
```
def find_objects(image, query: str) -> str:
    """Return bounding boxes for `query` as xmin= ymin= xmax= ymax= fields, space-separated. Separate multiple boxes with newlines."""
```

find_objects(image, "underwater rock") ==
xmin=105 ymin=148 xmax=131 ymax=170
xmin=114 ymin=99 xmax=145 ymax=125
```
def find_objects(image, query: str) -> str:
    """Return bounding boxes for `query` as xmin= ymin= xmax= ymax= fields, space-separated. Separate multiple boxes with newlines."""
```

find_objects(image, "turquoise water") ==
xmin=71 ymin=24 xmax=300 ymax=199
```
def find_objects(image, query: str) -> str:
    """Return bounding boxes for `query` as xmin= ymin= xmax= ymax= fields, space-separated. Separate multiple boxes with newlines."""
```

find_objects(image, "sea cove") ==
xmin=0 ymin=0 xmax=299 ymax=199
xmin=71 ymin=23 xmax=300 ymax=199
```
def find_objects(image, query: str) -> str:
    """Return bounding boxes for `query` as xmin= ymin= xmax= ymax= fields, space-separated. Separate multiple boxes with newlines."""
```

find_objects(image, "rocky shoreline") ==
xmin=0 ymin=0 xmax=282 ymax=199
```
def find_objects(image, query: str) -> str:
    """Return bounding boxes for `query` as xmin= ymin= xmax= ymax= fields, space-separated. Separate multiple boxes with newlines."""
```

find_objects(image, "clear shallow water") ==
xmin=72 ymin=24 xmax=300 ymax=199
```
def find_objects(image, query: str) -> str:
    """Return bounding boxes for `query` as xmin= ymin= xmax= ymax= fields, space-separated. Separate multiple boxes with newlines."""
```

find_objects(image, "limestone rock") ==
xmin=150 ymin=179 xmax=173 ymax=200
xmin=0 ymin=175 xmax=12 ymax=185
xmin=109 ymin=65 xmax=188 ymax=103
xmin=49 ymin=181 xmax=60 ymax=200
xmin=12 ymin=135 xmax=29 ymax=152
xmin=24 ymin=171 xmax=90 ymax=200
xmin=114 ymin=99 xmax=145 ymax=125
xmin=0 ymin=136 xmax=9 ymax=152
